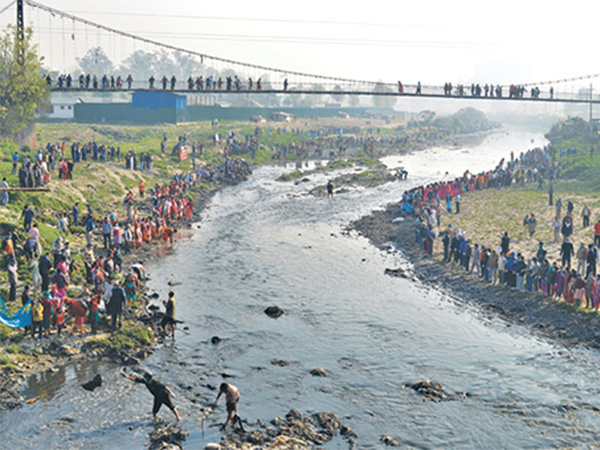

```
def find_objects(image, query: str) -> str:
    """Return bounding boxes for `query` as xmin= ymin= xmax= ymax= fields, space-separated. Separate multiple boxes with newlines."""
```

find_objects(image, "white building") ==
xmin=48 ymin=102 xmax=75 ymax=120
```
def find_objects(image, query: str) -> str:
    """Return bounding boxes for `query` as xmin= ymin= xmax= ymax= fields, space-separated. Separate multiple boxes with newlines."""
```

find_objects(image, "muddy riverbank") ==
xmin=351 ymin=204 xmax=600 ymax=350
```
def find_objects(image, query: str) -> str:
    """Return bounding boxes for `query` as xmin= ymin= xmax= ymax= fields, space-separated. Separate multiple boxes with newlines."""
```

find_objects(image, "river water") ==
xmin=4 ymin=127 xmax=600 ymax=449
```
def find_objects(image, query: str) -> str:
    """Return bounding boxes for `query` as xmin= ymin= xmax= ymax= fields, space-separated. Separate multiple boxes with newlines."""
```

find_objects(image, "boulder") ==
xmin=264 ymin=306 xmax=284 ymax=318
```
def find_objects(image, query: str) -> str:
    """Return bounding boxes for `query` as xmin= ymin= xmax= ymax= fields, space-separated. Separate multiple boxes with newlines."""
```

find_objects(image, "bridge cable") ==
xmin=0 ymin=0 xmax=14 ymax=16
xmin=23 ymin=0 xmax=382 ymax=87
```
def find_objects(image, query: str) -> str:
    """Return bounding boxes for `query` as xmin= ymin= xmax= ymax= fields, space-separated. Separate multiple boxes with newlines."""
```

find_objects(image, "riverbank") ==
xmin=0 ymin=176 xmax=225 ymax=411
xmin=351 ymin=195 xmax=600 ymax=351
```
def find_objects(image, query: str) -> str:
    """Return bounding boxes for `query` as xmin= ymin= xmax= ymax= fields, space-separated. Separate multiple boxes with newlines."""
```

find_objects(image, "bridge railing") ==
xmin=47 ymin=78 xmax=600 ymax=103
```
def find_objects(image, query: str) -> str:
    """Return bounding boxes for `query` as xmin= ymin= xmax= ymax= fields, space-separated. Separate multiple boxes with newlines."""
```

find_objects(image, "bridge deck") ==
xmin=49 ymin=88 xmax=600 ymax=104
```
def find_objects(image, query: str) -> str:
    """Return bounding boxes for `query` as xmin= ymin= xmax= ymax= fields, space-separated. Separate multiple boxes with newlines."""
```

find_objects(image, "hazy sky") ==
xmin=1 ymin=0 xmax=598 ymax=89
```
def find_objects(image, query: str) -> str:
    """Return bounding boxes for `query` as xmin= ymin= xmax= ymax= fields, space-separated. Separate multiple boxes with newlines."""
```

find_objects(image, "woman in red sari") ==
xmin=184 ymin=198 xmax=193 ymax=219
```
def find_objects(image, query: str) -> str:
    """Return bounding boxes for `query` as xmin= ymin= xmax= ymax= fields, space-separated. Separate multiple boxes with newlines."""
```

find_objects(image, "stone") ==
xmin=264 ymin=306 xmax=284 ymax=318
xmin=204 ymin=444 xmax=221 ymax=450
xmin=406 ymin=380 xmax=448 ymax=401
xmin=310 ymin=368 xmax=327 ymax=377
xmin=381 ymin=435 xmax=400 ymax=446
xmin=210 ymin=336 xmax=221 ymax=344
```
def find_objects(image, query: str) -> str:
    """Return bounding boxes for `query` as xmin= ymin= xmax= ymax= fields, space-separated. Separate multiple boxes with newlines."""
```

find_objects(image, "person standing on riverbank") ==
xmin=216 ymin=382 xmax=240 ymax=430
xmin=501 ymin=232 xmax=510 ymax=255
xmin=595 ymin=220 xmax=600 ymax=247
xmin=455 ymin=194 xmax=461 ymax=214
xmin=582 ymin=205 xmax=591 ymax=228
xmin=556 ymin=198 xmax=563 ymax=218
xmin=526 ymin=214 xmax=537 ymax=239
xmin=576 ymin=244 xmax=587 ymax=275
xmin=561 ymin=238 xmax=574 ymax=270
xmin=552 ymin=216 xmax=562 ymax=243
xmin=31 ymin=298 xmax=43 ymax=340
xmin=108 ymin=281 xmax=125 ymax=331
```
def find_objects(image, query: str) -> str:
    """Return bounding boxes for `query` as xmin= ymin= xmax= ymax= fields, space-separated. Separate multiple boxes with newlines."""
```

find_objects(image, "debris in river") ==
xmin=167 ymin=281 xmax=182 ymax=286
xmin=81 ymin=374 xmax=102 ymax=392
xmin=264 ymin=306 xmax=284 ymax=318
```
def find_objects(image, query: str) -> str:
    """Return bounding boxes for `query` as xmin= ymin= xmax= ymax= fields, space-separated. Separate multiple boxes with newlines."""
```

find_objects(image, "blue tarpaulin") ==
xmin=0 ymin=298 xmax=32 ymax=328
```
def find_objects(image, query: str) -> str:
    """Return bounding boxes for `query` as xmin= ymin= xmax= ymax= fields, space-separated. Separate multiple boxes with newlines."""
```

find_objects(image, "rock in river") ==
xmin=264 ymin=306 xmax=284 ymax=318
xmin=381 ymin=435 xmax=400 ymax=446
xmin=405 ymin=380 xmax=448 ymax=402
xmin=81 ymin=374 xmax=102 ymax=392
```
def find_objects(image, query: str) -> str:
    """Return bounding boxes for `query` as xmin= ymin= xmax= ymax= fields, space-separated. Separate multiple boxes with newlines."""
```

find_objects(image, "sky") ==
xmin=0 ymin=0 xmax=598 ymax=90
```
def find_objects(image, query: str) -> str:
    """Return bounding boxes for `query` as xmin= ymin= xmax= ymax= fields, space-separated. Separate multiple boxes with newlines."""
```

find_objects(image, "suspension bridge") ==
xmin=2 ymin=0 xmax=600 ymax=104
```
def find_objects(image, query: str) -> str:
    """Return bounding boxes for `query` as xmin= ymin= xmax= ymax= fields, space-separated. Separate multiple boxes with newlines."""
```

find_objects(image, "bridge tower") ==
xmin=16 ymin=0 xmax=24 ymax=63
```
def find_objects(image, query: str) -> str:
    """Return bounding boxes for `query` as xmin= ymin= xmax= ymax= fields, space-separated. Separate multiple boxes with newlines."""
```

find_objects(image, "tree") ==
xmin=0 ymin=25 xmax=49 ymax=136
xmin=371 ymin=82 xmax=397 ymax=109
xmin=76 ymin=47 xmax=114 ymax=76
xmin=331 ymin=85 xmax=346 ymax=104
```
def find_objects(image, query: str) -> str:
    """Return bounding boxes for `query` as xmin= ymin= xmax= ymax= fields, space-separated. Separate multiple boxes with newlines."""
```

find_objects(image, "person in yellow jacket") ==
xmin=32 ymin=299 xmax=44 ymax=340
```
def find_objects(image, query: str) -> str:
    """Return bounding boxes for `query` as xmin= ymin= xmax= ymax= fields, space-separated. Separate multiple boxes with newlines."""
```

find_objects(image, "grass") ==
xmin=83 ymin=321 xmax=153 ymax=353
xmin=445 ymin=183 xmax=600 ymax=262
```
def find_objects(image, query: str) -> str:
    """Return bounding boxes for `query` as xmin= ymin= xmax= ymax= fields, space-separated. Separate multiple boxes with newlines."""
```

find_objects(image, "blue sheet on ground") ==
xmin=0 ymin=298 xmax=32 ymax=328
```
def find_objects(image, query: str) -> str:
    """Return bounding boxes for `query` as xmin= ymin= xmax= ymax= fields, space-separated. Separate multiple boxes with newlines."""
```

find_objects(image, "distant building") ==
xmin=132 ymin=91 xmax=187 ymax=110
xmin=48 ymin=102 xmax=75 ymax=120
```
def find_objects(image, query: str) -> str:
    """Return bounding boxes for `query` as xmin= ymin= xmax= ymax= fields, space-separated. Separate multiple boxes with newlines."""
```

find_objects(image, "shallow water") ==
xmin=5 ymin=127 xmax=600 ymax=449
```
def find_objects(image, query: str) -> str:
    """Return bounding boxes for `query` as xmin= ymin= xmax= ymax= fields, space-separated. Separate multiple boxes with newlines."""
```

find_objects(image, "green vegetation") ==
xmin=83 ymin=321 xmax=153 ymax=353
xmin=4 ymin=344 xmax=19 ymax=354
xmin=542 ymin=117 xmax=600 ymax=190
xmin=0 ymin=25 xmax=49 ymax=136
xmin=0 ymin=355 xmax=17 ymax=372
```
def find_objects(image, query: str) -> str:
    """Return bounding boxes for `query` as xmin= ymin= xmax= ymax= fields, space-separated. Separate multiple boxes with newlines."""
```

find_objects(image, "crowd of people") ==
xmin=48 ymin=73 xmax=558 ymax=101
xmin=47 ymin=73 xmax=291 ymax=92
xmin=1 ymin=131 xmax=256 ymax=342
xmin=401 ymin=144 xmax=600 ymax=310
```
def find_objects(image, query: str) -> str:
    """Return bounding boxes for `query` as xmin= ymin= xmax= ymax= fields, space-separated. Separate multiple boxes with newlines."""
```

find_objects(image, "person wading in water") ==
xmin=326 ymin=180 xmax=334 ymax=199
xmin=127 ymin=371 xmax=181 ymax=421
xmin=215 ymin=382 xmax=240 ymax=430
xmin=161 ymin=291 xmax=176 ymax=341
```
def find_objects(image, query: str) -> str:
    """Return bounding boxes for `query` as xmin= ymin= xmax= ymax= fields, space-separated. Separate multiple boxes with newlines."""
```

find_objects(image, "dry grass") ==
xmin=439 ymin=183 xmax=600 ymax=261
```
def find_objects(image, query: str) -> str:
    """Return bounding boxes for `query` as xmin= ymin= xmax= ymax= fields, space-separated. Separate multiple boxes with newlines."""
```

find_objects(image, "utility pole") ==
xmin=16 ymin=0 xmax=24 ymax=64
xmin=590 ymin=83 xmax=594 ymax=135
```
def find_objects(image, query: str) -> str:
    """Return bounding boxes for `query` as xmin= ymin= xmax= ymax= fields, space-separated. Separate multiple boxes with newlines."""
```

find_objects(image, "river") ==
xmin=4 ymin=127 xmax=600 ymax=449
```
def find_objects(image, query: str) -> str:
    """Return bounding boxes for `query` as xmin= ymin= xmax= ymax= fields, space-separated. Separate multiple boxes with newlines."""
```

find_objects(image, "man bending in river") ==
xmin=127 ymin=372 xmax=181 ymax=421
xmin=215 ymin=382 xmax=240 ymax=430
